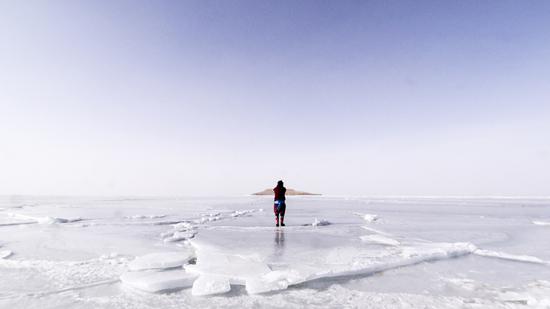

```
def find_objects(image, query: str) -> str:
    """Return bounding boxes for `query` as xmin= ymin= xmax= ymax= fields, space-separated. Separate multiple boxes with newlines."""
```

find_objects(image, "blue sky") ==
xmin=1 ymin=1 xmax=549 ymax=196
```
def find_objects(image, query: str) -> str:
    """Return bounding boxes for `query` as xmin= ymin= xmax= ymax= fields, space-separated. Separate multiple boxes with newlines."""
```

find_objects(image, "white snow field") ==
xmin=1 ymin=196 xmax=550 ymax=308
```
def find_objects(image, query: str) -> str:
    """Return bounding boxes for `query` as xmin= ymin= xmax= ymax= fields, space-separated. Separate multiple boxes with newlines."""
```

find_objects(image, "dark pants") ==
xmin=274 ymin=200 xmax=286 ymax=223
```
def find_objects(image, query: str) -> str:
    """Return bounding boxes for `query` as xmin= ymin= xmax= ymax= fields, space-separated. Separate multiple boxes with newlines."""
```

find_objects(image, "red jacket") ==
xmin=273 ymin=186 xmax=286 ymax=201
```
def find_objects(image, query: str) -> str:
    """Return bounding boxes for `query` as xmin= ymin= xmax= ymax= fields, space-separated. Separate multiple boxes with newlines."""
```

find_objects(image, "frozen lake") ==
xmin=1 ymin=195 xmax=549 ymax=308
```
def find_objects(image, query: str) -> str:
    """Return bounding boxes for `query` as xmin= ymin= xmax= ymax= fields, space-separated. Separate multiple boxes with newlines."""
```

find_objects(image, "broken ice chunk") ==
xmin=0 ymin=250 xmax=13 ymax=259
xmin=128 ymin=250 xmax=195 ymax=271
xmin=360 ymin=234 xmax=400 ymax=246
xmin=120 ymin=269 xmax=197 ymax=293
xmin=191 ymin=274 xmax=231 ymax=296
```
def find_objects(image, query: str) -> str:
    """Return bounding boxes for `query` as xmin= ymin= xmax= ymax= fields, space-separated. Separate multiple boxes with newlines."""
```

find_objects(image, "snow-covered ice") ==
xmin=124 ymin=214 xmax=167 ymax=220
xmin=191 ymin=274 xmax=231 ymax=296
xmin=473 ymin=249 xmax=550 ymax=265
xmin=6 ymin=213 xmax=82 ymax=224
xmin=533 ymin=220 xmax=550 ymax=226
xmin=0 ymin=250 xmax=13 ymax=259
xmin=1 ymin=195 xmax=550 ymax=308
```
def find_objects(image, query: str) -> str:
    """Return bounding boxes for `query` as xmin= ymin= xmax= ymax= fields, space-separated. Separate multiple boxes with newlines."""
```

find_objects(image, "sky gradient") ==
xmin=1 ymin=0 xmax=549 ymax=196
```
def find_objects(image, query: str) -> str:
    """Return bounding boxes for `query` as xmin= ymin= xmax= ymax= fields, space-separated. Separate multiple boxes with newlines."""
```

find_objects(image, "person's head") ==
xmin=277 ymin=180 xmax=284 ymax=187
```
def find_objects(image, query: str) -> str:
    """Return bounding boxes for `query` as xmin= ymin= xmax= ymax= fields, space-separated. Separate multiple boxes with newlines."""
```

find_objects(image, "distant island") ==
xmin=252 ymin=188 xmax=321 ymax=196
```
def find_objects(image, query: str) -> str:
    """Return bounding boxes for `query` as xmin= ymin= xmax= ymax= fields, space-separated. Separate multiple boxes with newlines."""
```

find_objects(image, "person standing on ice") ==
xmin=273 ymin=180 xmax=286 ymax=227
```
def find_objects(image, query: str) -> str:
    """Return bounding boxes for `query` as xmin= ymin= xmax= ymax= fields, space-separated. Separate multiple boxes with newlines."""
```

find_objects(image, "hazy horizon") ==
xmin=1 ymin=1 xmax=549 ymax=196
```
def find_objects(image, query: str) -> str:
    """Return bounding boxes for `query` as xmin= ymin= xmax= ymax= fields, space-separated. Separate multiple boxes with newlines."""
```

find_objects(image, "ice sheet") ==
xmin=1 ymin=195 xmax=550 ymax=308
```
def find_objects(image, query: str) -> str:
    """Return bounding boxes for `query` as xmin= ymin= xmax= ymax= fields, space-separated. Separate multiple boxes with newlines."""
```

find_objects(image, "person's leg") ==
xmin=280 ymin=203 xmax=286 ymax=226
xmin=274 ymin=203 xmax=279 ymax=226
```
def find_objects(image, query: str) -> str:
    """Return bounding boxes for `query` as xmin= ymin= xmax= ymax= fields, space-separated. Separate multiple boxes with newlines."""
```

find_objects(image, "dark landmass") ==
xmin=252 ymin=188 xmax=321 ymax=196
